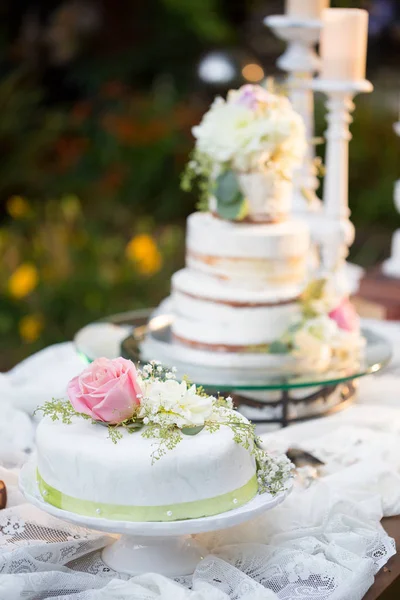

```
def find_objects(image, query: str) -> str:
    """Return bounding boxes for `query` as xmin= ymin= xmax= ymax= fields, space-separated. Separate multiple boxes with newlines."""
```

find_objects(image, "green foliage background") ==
xmin=0 ymin=0 xmax=399 ymax=369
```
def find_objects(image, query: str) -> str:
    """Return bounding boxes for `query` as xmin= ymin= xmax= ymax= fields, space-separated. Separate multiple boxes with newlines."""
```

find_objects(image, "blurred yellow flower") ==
xmin=8 ymin=264 xmax=39 ymax=299
xmin=6 ymin=196 xmax=30 ymax=219
xmin=61 ymin=194 xmax=81 ymax=222
xmin=19 ymin=314 xmax=43 ymax=343
xmin=125 ymin=234 xmax=162 ymax=276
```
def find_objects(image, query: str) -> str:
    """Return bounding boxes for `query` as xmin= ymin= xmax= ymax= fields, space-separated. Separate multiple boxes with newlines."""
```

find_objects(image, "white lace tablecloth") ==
xmin=0 ymin=319 xmax=400 ymax=599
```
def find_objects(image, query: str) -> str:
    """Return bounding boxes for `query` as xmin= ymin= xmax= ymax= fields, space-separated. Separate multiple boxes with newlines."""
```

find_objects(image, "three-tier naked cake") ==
xmin=144 ymin=84 xmax=364 ymax=373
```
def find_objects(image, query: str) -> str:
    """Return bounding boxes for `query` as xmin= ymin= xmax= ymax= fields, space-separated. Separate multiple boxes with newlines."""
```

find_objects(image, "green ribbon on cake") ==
xmin=37 ymin=470 xmax=258 ymax=522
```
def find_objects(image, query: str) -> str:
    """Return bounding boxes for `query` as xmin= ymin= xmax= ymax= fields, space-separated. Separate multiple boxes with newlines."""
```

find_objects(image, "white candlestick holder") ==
xmin=312 ymin=79 xmax=373 ymax=288
xmin=264 ymin=14 xmax=322 ymax=213
xmin=382 ymin=121 xmax=400 ymax=278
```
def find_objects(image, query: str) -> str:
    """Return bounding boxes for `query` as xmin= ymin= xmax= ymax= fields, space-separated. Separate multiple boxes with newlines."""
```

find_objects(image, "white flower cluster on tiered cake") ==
xmin=182 ymin=84 xmax=306 ymax=222
xmin=269 ymin=278 xmax=365 ymax=373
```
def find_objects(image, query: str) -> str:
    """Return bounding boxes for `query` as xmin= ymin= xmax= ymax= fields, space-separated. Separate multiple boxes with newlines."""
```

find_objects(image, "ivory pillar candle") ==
xmin=320 ymin=9 xmax=369 ymax=81
xmin=285 ymin=0 xmax=329 ymax=20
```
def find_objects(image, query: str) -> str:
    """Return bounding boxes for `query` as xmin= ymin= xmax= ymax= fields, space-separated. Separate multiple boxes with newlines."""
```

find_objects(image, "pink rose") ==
xmin=329 ymin=298 xmax=359 ymax=332
xmin=67 ymin=357 xmax=142 ymax=424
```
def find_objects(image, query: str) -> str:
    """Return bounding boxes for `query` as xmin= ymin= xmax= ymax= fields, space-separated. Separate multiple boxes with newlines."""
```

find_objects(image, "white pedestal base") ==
xmin=20 ymin=459 xmax=292 ymax=578
xmin=102 ymin=534 xmax=206 ymax=577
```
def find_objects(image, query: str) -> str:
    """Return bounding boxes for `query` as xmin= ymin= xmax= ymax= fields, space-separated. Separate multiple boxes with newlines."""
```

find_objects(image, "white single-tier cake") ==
xmin=36 ymin=416 xmax=258 ymax=522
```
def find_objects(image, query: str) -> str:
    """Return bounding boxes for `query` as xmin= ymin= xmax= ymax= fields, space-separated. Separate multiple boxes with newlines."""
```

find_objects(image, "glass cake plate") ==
xmin=74 ymin=309 xmax=392 ymax=391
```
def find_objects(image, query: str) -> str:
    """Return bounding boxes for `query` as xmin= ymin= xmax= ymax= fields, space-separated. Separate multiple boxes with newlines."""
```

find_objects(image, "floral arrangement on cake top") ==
xmin=181 ymin=84 xmax=306 ymax=221
xmin=268 ymin=278 xmax=365 ymax=372
xmin=37 ymin=358 xmax=293 ymax=495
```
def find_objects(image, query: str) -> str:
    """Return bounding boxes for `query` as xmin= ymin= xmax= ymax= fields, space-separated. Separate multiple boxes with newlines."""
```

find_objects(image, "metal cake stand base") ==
xmin=232 ymin=381 xmax=357 ymax=427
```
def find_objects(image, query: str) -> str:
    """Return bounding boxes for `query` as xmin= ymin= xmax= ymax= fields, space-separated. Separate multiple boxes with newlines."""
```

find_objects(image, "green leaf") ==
xmin=214 ymin=170 xmax=242 ymax=205
xmin=181 ymin=425 xmax=205 ymax=436
xmin=214 ymin=171 xmax=247 ymax=220
xmin=216 ymin=198 xmax=246 ymax=220
xmin=125 ymin=422 xmax=144 ymax=431
xmin=287 ymin=321 xmax=303 ymax=334
xmin=301 ymin=278 xmax=326 ymax=303
xmin=268 ymin=340 xmax=290 ymax=354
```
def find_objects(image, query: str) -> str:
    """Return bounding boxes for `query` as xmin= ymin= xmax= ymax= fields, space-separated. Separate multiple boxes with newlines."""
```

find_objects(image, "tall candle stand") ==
xmin=382 ymin=121 xmax=400 ymax=278
xmin=264 ymin=14 xmax=322 ymax=213
xmin=312 ymin=79 xmax=373 ymax=289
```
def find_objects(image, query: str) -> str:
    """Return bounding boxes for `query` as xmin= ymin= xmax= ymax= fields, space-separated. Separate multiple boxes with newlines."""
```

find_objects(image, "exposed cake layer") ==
xmin=36 ymin=416 xmax=257 ymax=521
xmin=186 ymin=212 xmax=309 ymax=286
xmin=172 ymin=269 xmax=302 ymax=303
xmin=171 ymin=269 xmax=301 ymax=347
xmin=141 ymin=334 xmax=297 ymax=372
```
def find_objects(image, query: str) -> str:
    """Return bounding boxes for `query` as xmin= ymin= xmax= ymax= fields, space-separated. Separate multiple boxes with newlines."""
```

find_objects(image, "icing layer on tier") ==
xmin=186 ymin=212 xmax=309 ymax=286
xmin=171 ymin=269 xmax=301 ymax=346
xmin=36 ymin=417 xmax=257 ymax=522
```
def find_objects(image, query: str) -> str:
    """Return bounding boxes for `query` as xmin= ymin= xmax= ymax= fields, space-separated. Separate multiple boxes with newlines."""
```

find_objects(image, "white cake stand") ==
xmin=19 ymin=460 xmax=291 ymax=577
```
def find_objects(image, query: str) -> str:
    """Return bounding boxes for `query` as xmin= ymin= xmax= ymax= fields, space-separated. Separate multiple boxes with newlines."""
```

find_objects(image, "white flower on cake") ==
xmin=269 ymin=277 xmax=365 ymax=373
xmin=297 ymin=315 xmax=338 ymax=342
xmin=192 ymin=86 xmax=305 ymax=175
xmin=138 ymin=378 xmax=214 ymax=428
xmin=305 ymin=278 xmax=342 ymax=314
xmin=291 ymin=317 xmax=335 ymax=373
xmin=330 ymin=330 xmax=366 ymax=369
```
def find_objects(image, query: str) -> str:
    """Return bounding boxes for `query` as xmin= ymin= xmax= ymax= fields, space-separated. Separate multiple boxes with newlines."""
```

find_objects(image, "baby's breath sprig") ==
xmin=181 ymin=149 xmax=213 ymax=210
xmin=255 ymin=446 xmax=294 ymax=495
xmin=141 ymin=422 xmax=182 ymax=463
xmin=214 ymin=394 xmax=234 ymax=410
xmin=107 ymin=426 xmax=123 ymax=444
xmin=35 ymin=398 xmax=89 ymax=425
xmin=141 ymin=361 xmax=177 ymax=382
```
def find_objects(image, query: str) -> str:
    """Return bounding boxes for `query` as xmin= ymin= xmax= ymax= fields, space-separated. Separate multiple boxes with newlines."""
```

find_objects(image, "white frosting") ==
xmin=186 ymin=253 xmax=306 ymax=287
xmin=186 ymin=212 xmax=309 ymax=286
xmin=171 ymin=273 xmax=301 ymax=346
xmin=36 ymin=417 xmax=256 ymax=507
xmin=187 ymin=212 xmax=309 ymax=259
xmin=172 ymin=269 xmax=302 ymax=302
xmin=141 ymin=335 xmax=297 ymax=372
xmin=237 ymin=173 xmax=292 ymax=220
xmin=172 ymin=309 xmax=297 ymax=346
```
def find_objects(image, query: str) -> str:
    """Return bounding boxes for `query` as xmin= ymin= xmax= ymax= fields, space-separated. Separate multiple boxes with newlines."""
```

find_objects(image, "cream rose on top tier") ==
xmin=183 ymin=84 xmax=306 ymax=222
xmin=67 ymin=357 xmax=142 ymax=424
